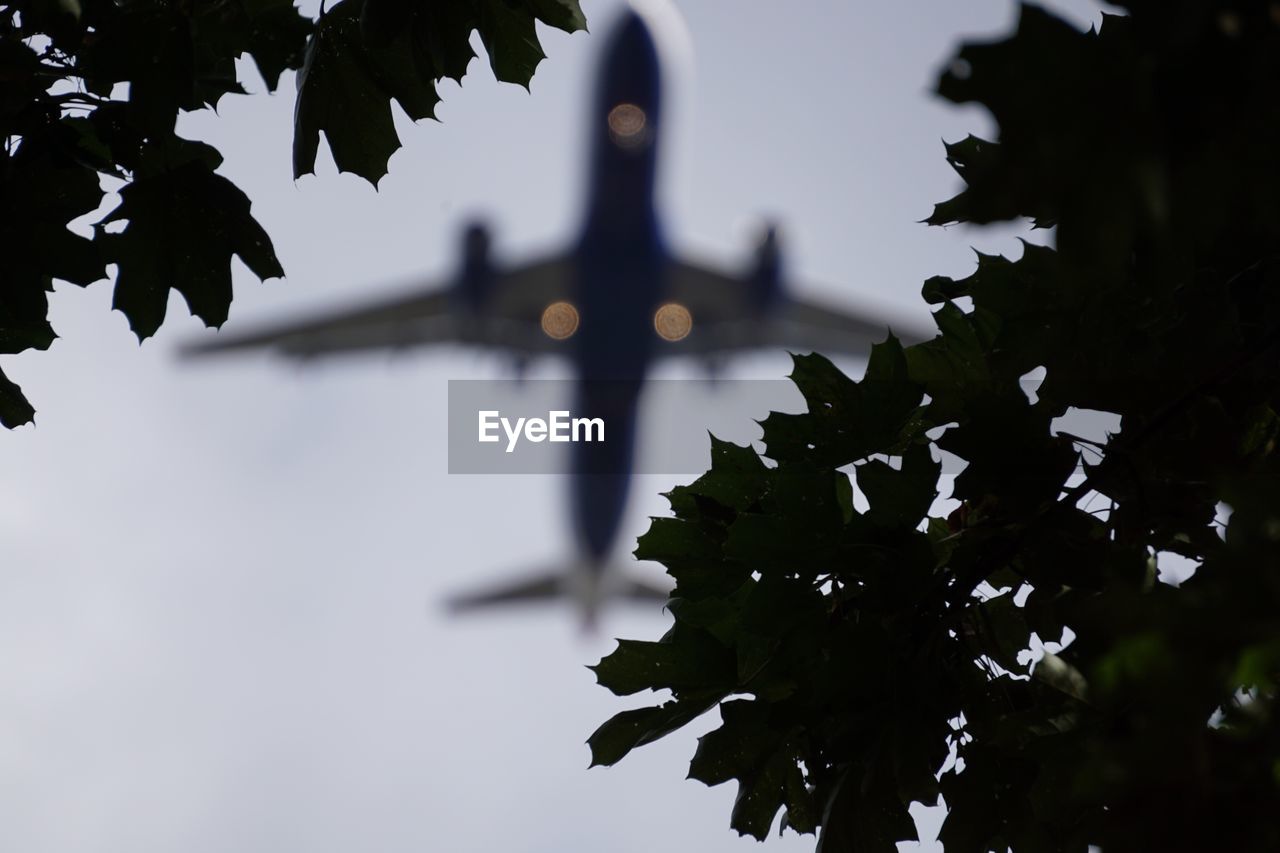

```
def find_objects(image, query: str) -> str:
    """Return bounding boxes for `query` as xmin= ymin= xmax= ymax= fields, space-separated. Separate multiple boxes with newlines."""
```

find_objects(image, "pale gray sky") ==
xmin=2 ymin=2 xmax=1102 ymax=851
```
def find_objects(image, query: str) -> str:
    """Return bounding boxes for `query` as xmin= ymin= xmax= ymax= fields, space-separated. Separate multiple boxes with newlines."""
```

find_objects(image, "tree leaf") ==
xmin=293 ymin=0 xmax=583 ymax=181
xmin=0 ymin=367 xmax=36 ymax=429
xmin=816 ymin=765 xmax=918 ymax=853
xmin=523 ymin=0 xmax=587 ymax=34
xmin=856 ymin=443 xmax=940 ymax=531
xmin=668 ymin=434 xmax=771 ymax=513
xmin=762 ymin=341 xmax=923 ymax=467
xmin=293 ymin=0 xmax=441 ymax=184
xmin=475 ymin=0 xmax=546 ymax=88
xmin=241 ymin=0 xmax=313 ymax=91
xmin=0 ymin=128 xmax=105 ymax=301
xmin=590 ymin=624 xmax=736 ymax=697
xmin=688 ymin=700 xmax=798 ymax=840
xmin=98 ymin=160 xmax=283 ymax=340
xmin=588 ymin=693 xmax=721 ymax=767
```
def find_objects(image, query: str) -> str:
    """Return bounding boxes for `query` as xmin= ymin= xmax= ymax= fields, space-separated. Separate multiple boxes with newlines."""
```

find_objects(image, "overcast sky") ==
xmin=2 ymin=1 xmax=1104 ymax=851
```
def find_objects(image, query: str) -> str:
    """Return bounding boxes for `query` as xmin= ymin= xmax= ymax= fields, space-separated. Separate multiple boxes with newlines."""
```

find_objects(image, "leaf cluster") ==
xmin=293 ymin=0 xmax=584 ymax=182
xmin=591 ymin=3 xmax=1280 ymax=850
xmin=1 ymin=0 xmax=583 ymax=426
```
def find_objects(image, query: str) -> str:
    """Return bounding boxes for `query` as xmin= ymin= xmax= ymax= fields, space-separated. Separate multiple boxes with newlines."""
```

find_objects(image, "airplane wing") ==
xmin=180 ymin=254 xmax=575 ymax=360
xmin=655 ymin=257 xmax=934 ymax=358
xmin=442 ymin=562 xmax=669 ymax=628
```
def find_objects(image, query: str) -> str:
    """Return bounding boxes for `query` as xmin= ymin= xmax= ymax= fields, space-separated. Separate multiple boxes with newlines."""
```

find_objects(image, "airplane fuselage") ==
xmin=566 ymin=11 xmax=666 ymax=566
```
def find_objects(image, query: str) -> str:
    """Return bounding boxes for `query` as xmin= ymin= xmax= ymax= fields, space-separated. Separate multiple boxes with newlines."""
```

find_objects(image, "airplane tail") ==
xmin=443 ymin=562 xmax=671 ymax=629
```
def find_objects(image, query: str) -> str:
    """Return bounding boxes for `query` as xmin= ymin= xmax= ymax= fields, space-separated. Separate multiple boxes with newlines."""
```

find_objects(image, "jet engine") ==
xmin=454 ymin=220 xmax=494 ymax=312
xmin=748 ymin=221 xmax=785 ymax=311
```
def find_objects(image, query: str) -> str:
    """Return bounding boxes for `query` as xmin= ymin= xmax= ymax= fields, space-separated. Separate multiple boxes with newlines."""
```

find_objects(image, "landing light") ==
xmin=541 ymin=301 xmax=580 ymax=340
xmin=608 ymin=103 xmax=649 ymax=148
xmin=654 ymin=303 xmax=692 ymax=341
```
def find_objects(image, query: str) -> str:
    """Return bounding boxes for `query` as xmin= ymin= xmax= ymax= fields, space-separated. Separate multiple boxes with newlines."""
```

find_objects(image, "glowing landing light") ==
xmin=541 ymin=301 xmax=580 ymax=340
xmin=654 ymin=302 xmax=692 ymax=341
xmin=608 ymin=103 xmax=649 ymax=148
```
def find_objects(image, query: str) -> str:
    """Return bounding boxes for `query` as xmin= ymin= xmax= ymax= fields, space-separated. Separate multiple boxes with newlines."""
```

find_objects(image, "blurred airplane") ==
xmin=182 ymin=7 xmax=930 ymax=627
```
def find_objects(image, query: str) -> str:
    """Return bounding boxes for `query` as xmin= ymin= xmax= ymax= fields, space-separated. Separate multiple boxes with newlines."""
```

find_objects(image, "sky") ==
xmin=2 ymin=1 xmax=1105 ymax=851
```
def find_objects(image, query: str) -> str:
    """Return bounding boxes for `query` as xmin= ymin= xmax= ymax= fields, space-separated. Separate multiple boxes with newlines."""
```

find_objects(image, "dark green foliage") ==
xmin=0 ymin=366 xmax=36 ymax=427
xmin=292 ymin=0 xmax=443 ymax=183
xmin=296 ymin=0 xmax=586 ymax=180
xmin=0 ymin=0 xmax=583 ymax=425
xmin=591 ymin=3 xmax=1280 ymax=850
xmin=100 ymin=157 xmax=285 ymax=338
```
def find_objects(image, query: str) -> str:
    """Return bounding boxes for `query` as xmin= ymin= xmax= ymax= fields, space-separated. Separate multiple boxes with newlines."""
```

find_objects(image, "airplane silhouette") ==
xmin=183 ymin=7 xmax=930 ymax=626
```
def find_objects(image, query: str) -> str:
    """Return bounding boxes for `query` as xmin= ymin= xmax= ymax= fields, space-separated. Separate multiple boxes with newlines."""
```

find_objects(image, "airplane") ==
xmin=181 ymin=6 xmax=931 ymax=627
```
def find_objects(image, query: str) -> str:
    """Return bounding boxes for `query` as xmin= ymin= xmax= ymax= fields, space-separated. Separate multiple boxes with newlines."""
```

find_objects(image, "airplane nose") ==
xmin=609 ymin=12 xmax=658 ymax=66
xmin=599 ymin=10 xmax=662 ymax=116
xmin=614 ymin=9 xmax=652 ymax=42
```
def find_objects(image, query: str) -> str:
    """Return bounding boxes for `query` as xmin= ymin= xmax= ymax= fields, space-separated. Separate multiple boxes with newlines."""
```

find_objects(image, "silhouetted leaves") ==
xmin=77 ymin=0 xmax=312 ymax=130
xmin=592 ymin=623 xmax=737 ymax=697
xmin=0 ymin=125 xmax=107 ymax=425
xmin=761 ymin=339 xmax=923 ymax=467
xmin=816 ymin=767 xmax=918 ymax=853
xmin=2 ymin=0 xmax=583 ymax=424
xmin=593 ymin=3 xmax=1280 ymax=850
xmin=0 ymin=367 xmax=35 ymax=429
xmin=587 ymin=693 xmax=723 ymax=768
xmin=857 ymin=443 xmax=939 ymax=531
xmin=99 ymin=158 xmax=284 ymax=339
xmin=292 ymin=0 xmax=440 ymax=183
xmin=688 ymin=700 xmax=801 ymax=838
xmin=295 ymin=0 xmax=586 ymax=182
xmin=242 ymin=0 xmax=314 ymax=90
xmin=0 ymin=128 xmax=104 ymax=319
